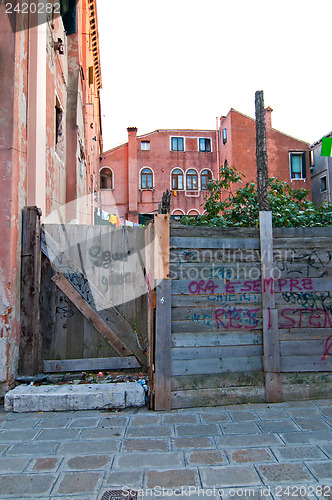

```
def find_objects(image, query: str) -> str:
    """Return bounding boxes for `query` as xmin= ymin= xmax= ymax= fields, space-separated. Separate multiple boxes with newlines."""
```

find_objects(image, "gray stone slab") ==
xmin=216 ymin=434 xmax=283 ymax=448
xmin=229 ymin=411 xmax=258 ymax=422
xmin=62 ymin=454 xmax=112 ymax=470
xmin=185 ymin=450 xmax=227 ymax=466
xmin=130 ymin=415 xmax=162 ymax=426
xmin=53 ymin=471 xmax=103 ymax=495
xmin=68 ymin=417 xmax=101 ymax=428
xmin=320 ymin=444 xmax=332 ymax=458
xmin=29 ymin=457 xmax=60 ymax=472
xmin=285 ymin=409 xmax=320 ymax=419
xmin=1 ymin=418 xmax=41 ymax=429
xmin=255 ymin=409 xmax=287 ymax=420
xmin=175 ymin=424 xmax=221 ymax=437
xmin=256 ymin=463 xmax=316 ymax=484
xmin=313 ymin=399 xmax=332 ymax=407
xmin=279 ymin=430 xmax=332 ymax=445
xmin=35 ymin=417 xmax=71 ymax=428
xmin=6 ymin=441 xmax=60 ymax=456
xmin=4 ymin=412 xmax=33 ymax=419
xmin=99 ymin=416 xmax=129 ymax=427
xmin=228 ymin=448 xmax=275 ymax=464
xmin=222 ymin=487 xmax=273 ymax=500
xmin=36 ymin=428 xmax=80 ymax=441
xmin=114 ymin=452 xmax=185 ymax=469
xmin=257 ymin=420 xmax=301 ymax=433
xmin=122 ymin=438 xmax=170 ymax=452
xmin=200 ymin=464 xmax=262 ymax=488
xmin=126 ymin=425 xmax=173 ymax=438
xmin=319 ymin=407 xmax=332 ymax=418
xmin=0 ymin=473 xmax=56 ymax=497
xmin=0 ymin=456 xmax=30 ymax=472
xmin=200 ymin=413 xmax=232 ymax=423
xmin=104 ymin=469 xmax=143 ymax=488
xmin=0 ymin=429 xmax=39 ymax=441
xmin=269 ymin=485 xmax=321 ymax=500
xmin=162 ymin=414 xmax=199 ymax=424
xmin=58 ymin=439 xmax=120 ymax=455
xmin=80 ymin=427 xmax=124 ymax=439
xmin=172 ymin=437 xmax=216 ymax=450
xmin=277 ymin=401 xmax=318 ymax=408
xmin=145 ymin=468 xmax=200 ymax=488
xmin=221 ymin=422 xmax=261 ymax=435
xmin=307 ymin=461 xmax=332 ymax=481
xmin=0 ymin=443 xmax=8 ymax=454
xmin=292 ymin=418 xmax=331 ymax=431
xmin=271 ymin=445 xmax=328 ymax=461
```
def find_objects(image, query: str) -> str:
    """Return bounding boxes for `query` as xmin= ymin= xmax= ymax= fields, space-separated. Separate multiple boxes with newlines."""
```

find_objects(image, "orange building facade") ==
xmin=99 ymin=108 xmax=310 ymax=223
xmin=0 ymin=0 xmax=102 ymax=394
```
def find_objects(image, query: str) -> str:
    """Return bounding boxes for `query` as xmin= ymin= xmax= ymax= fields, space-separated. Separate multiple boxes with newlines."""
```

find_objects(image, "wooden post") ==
xmin=19 ymin=206 xmax=42 ymax=375
xmin=259 ymin=211 xmax=281 ymax=402
xmin=154 ymin=214 xmax=171 ymax=410
xmin=255 ymin=90 xmax=270 ymax=212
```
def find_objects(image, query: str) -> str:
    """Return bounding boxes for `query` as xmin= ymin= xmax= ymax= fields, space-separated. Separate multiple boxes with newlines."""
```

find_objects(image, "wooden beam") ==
xmin=154 ymin=214 xmax=170 ymax=280
xmin=259 ymin=211 xmax=282 ymax=402
xmin=19 ymin=206 xmax=43 ymax=376
xmin=43 ymin=356 xmax=140 ymax=373
xmin=154 ymin=279 xmax=172 ymax=410
xmin=52 ymin=272 xmax=132 ymax=358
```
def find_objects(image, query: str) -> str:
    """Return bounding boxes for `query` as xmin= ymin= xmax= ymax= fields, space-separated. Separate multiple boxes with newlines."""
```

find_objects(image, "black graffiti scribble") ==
xmin=281 ymin=291 xmax=332 ymax=314
xmin=321 ymin=335 xmax=332 ymax=360
xmin=55 ymin=305 xmax=75 ymax=318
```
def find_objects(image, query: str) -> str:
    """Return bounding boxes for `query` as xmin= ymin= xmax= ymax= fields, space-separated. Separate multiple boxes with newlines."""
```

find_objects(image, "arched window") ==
xmin=187 ymin=209 xmax=200 ymax=217
xmin=171 ymin=169 xmax=184 ymax=190
xmin=201 ymin=169 xmax=212 ymax=190
xmin=141 ymin=168 xmax=153 ymax=189
xmin=186 ymin=169 xmax=198 ymax=190
xmin=100 ymin=167 xmax=113 ymax=189
xmin=171 ymin=209 xmax=185 ymax=221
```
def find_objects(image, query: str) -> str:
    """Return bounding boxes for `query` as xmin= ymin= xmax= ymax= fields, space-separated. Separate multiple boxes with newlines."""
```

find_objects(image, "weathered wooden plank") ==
xmin=277 ymin=306 xmax=332 ymax=329
xmin=273 ymin=227 xmax=332 ymax=238
xmin=170 ymin=237 xmax=260 ymax=250
xmin=172 ymin=319 xmax=263 ymax=333
xmin=172 ymin=344 xmax=263 ymax=360
xmin=170 ymin=222 xmax=260 ymax=239
xmin=40 ymin=253 xmax=56 ymax=360
xmin=154 ymin=214 xmax=170 ymax=280
xmin=43 ymin=356 xmax=140 ymax=373
xmin=171 ymin=371 xmax=264 ymax=391
xmin=53 ymin=288 xmax=69 ymax=361
xmin=279 ymin=328 xmax=332 ymax=341
xmin=154 ymin=279 xmax=172 ymax=411
xmin=273 ymin=237 xmax=332 ymax=249
xmin=172 ymin=331 xmax=263 ymax=348
xmin=170 ymin=261 xmax=261 ymax=280
xmin=172 ymin=305 xmax=263 ymax=320
xmin=66 ymin=305 xmax=84 ymax=359
xmin=170 ymin=248 xmax=261 ymax=264
xmin=145 ymin=222 xmax=155 ymax=409
xmin=19 ymin=206 xmax=42 ymax=375
xmin=172 ymin=356 xmax=263 ymax=376
xmin=52 ymin=272 xmax=132 ymax=357
xmin=260 ymin=211 xmax=281 ymax=403
xmin=171 ymin=386 xmax=265 ymax=409
xmin=275 ymin=291 xmax=332 ymax=308
xmin=171 ymin=293 xmax=261 ymax=308
xmin=280 ymin=339 xmax=328 ymax=357
xmin=281 ymin=356 xmax=332 ymax=372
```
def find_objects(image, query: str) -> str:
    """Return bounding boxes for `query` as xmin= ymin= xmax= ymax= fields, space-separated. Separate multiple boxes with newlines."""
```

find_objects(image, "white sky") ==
xmin=97 ymin=0 xmax=332 ymax=152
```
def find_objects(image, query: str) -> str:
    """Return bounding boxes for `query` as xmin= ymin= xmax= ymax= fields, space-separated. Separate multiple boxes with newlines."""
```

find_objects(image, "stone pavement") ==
xmin=0 ymin=399 xmax=331 ymax=499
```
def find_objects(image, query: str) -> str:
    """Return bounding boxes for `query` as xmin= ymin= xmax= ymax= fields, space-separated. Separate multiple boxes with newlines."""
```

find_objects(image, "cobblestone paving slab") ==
xmin=0 ymin=399 xmax=331 ymax=499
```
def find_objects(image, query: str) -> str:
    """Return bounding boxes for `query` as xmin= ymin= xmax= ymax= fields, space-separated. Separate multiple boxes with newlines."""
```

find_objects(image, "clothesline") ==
xmin=95 ymin=207 xmax=142 ymax=227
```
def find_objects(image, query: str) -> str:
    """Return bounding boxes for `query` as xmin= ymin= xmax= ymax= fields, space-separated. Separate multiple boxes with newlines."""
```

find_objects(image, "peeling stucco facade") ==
xmin=0 ymin=0 xmax=103 ymax=395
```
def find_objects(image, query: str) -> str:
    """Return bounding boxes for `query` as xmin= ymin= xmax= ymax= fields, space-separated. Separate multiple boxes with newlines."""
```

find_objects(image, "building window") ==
xmin=187 ymin=209 xmax=200 ymax=217
xmin=199 ymin=138 xmax=211 ymax=152
xmin=222 ymin=128 xmax=227 ymax=144
xmin=201 ymin=169 xmax=212 ymax=190
xmin=290 ymin=152 xmax=306 ymax=179
xmin=171 ymin=209 xmax=185 ymax=220
xmin=171 ymin=169 xmax=184 ymax=190
xmin=141 ymin=168 xmax=153 ymax=189
xmin=171 ymin=137 xmax=184 ymax=151
xmin=141 ymin=141 xmax=150 ymax=151
xmin=320 ymin=176 xmax=327 ymax=192
xmin=100 ymin=167 xmax=113 ymax=189
xmin=186 ymin=169 xmax=198 ymax=190
xmin=55 ymin=98 xmax=63 ymax=147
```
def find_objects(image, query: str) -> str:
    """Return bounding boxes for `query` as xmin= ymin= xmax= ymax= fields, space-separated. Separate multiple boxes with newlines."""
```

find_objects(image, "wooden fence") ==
xmin=154 ymin=216 xmax=332 ymax=410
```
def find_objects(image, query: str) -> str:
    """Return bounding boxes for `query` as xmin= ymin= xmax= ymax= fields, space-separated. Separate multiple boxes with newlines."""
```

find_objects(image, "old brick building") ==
xmin=99 ymin=108 xmax=310 ymax=223
xmin=0 ymin=0 xmax=102 ymax=394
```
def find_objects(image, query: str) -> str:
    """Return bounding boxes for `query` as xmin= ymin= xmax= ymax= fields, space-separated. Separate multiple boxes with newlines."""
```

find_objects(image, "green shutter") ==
xmin=302 ymin=152 xmax=306 ymax=179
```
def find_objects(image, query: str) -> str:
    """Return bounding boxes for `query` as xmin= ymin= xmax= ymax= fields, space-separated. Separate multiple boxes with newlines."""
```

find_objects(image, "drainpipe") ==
xmin=327 ymin=157 xmax=331 ymax=203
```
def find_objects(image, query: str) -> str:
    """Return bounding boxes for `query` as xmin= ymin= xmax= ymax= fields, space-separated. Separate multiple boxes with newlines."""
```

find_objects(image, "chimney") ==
xmin=265 ymin=107 xmax=273 ymax=128
xmin=127 ymin=127 xmax=138 ymax=219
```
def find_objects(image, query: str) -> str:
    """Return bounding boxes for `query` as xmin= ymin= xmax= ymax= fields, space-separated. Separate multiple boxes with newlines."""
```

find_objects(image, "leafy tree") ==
xmin=182 ymin=164 xmax=332 ymax=227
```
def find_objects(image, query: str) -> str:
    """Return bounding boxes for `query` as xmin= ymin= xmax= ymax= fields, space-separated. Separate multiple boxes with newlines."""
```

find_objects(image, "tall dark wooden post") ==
xmin=255 ymin=90 xmax=270 ymax=211
xmin=19 ymin=206 xmax=43 ymax=375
